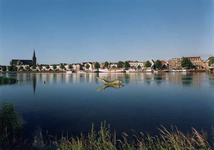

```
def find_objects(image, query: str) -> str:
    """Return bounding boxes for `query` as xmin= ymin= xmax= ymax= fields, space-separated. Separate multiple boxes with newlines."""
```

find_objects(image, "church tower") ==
xmin=32 ymin=49 xmax=37 ymax=66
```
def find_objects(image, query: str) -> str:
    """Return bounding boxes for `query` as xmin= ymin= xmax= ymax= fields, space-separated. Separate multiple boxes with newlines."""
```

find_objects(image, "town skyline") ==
xmin=1 ymin=0 xmax=213 ymax=65
xmin=1 ymin=49 xmax=213 ymax=66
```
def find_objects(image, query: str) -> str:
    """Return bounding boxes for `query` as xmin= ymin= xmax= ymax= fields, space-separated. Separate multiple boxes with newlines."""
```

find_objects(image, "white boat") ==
xmin=99 ymin=69 xmax=110 ymax=73
xmin=145 ymin=69 xmax=152 ymax=72
xmin=66 ymin=71 xmax=73 ymax=74
xmin=78 ymin=70 xmax=86 ymax=73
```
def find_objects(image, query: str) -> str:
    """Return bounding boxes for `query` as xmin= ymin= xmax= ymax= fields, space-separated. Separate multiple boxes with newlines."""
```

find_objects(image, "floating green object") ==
xmin=0 ymin=76 xmax=18 ymax=84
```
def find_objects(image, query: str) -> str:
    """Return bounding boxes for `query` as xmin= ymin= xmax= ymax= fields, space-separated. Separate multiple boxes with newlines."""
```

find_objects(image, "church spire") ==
xmin=33 ymin=49 xmax=36 ymax=58
xmin=32 ymin=49 xmax=37 ymax=66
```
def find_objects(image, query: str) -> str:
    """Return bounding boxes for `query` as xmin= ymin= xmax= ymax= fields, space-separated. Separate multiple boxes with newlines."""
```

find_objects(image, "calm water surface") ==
xmin=0 ymin=72 xmax=214 ymax=137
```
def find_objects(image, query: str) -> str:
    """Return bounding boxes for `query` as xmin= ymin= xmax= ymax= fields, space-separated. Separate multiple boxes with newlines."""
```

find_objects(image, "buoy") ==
xmin=43 ymin=81 xmax=45 ymax=84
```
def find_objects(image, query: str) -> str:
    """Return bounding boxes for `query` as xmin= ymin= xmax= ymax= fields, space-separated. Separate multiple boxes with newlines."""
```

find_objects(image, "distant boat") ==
xmin=145 ymin=69 xmax=153 ymax=72
xmin=99 ymin=69 xmax=110 ymax=73
xmin=78 ymin=70 xmax=86 ymax=73
xmin=66 ymin=71 xmax=73 ymax=74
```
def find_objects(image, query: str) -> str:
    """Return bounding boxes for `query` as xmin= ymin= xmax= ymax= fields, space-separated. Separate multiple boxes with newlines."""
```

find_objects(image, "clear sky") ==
xmin=0 ymin=0 xmax=213 ymax=65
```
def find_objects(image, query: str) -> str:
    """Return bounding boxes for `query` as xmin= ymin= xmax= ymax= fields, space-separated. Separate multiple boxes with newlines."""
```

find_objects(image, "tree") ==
xmin=94 ymin=62 xmax=100 ymax=70
xmin=117 ymin=61 xmax=123 ymax=68
xmin=155 ymin=60 xmax=162 ymax=69
xmin=38 ymin=65 xmax=42 ymax=71
xmin=124 ymin=61 xmax=130 ymax=69
xmin=8 ymin=66 xmax=13 ymax=71
xmin=19 ymin=66 xmax=23 ymax=71
xmin=32 ymin=65 xmax=36 ymax=70
xmin=104 ymin=61 xmax=109 ymax=68
xmin=209 ymin=58 xmax=214 ymax=67
xmin=7 ymin=66 xmax=16 ymax=71
xmin=68 ymin=64 xmax=73 ymax=70
xmin=86 ymin=64 xmax=90 ymax=69
xmin=137 ymin=65 xmax=141 ymax=70
xmin=60 ymin=64 xmax=65 ymax=70
xmin=13 ymin=66 xmax=17 ymax=71
xmin=53 ymin=64 xmax=57 ymax=70
xmin=2 ymin=66 xmax=6 ymax=71
xmin=25 ymin=66 xmax=30 ymax=71
xmin=46 ymin=65 xmax=50 ymax=70
xmin=145 ymin=61 xmax=151 ymax=67
xmin=182 ymin=58 xmax=194 ymax=68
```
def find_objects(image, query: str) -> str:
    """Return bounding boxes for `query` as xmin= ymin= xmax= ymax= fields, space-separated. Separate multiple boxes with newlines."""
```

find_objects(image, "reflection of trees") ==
xmin=209 ymin=77 xmax=214 ymax=87
xmin=5 ymin=72 xmax=212 ymax=88
xmin=145 ymin=77 xmax=152 ymax=85
xmin=124 ymin=74 xmax=130 ymax=84
xmin=155 ymin=76 xmax=162 ymax=85
xmin=181 ymin=75 xmax=193 ymax=85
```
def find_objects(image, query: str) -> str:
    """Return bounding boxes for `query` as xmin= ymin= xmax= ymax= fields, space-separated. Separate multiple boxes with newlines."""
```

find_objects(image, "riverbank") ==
xmin=0 ymin=71 xmax=66 ymax=73
xmin=0 ymin=69 xmax=207 ymax=74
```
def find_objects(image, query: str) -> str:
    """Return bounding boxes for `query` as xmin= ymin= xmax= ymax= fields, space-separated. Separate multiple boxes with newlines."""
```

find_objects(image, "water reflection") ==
xmin=1 ymin=72 xmax=214 ymax=91
xmin=33 ymin=74 xmax=36 ymax=95
xmin=97 ymin=84 xmax=124 ymax=91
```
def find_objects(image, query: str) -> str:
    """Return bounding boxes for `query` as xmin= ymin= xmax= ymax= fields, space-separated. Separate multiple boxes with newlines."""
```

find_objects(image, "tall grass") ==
xmin=0 ymin=102 xmax=23 ymax=149
xmin=31 ymin=122 xmax=214 ymax=150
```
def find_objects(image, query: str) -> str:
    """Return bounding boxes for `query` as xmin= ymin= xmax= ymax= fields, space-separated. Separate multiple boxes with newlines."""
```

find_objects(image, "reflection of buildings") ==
xmin=33 ymin=74 xmax=36 ymax=95
xmin=11 ymin=72 xmax=211 ymax=89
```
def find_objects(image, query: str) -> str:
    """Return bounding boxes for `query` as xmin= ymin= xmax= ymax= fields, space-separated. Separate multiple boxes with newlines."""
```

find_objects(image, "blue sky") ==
xmin=0 ymin=0 xmax=213 ymax=65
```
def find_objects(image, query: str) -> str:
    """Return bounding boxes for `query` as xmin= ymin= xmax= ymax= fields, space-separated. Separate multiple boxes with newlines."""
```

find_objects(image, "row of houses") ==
xmin=1 ymin=50 xmax=214 ymax=71
xmin=168 ymin=56 xmax=214 ymax=69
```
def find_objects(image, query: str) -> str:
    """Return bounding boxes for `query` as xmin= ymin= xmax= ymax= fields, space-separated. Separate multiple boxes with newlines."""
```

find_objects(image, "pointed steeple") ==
xmin=33 ymin=49 xmax=36 ymax=58
xmin=32 ymin=49 xmax=37 ymax=66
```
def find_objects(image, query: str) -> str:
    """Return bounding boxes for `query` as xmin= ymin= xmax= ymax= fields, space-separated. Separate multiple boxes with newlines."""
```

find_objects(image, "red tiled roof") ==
xmin=161 ymin=61 xmax=166 ymax=65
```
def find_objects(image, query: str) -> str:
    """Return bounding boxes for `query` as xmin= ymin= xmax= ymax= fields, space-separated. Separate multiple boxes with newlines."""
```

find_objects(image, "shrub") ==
xmin=0 ymin=76 xmax=18 ymax=84
xmin=0 ymin=102 xmax=22 ymax=148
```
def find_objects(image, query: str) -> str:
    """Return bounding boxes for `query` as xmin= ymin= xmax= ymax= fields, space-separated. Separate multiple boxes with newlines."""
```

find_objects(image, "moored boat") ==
xmin=66 ymin=70 xmax=73 ymax=74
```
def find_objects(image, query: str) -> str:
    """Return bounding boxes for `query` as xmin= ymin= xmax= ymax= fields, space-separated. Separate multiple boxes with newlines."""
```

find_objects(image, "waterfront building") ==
xmin=72 ymin=63 xmax=81 ymax=71
xmin=109 ymin=62 xmax=118 ymax=68
xmin=99 ymin=62 xmax=105 ymax=69
xmin=129 ymin=61 xmax=144 ymax=69
xmin=10 ymin=50 xmax=37 ymax=66
xmin=182 ymin=56 xmax=204 ymax=69
xmin=161 ymin=61 xmax=168 ymax=68
xmin=168 ymin=58 xmax=182 ymax=69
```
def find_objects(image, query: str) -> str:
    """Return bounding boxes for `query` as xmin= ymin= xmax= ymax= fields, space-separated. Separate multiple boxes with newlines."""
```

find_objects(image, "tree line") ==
xmin=1 ymin=58 xmax=213 ymax=72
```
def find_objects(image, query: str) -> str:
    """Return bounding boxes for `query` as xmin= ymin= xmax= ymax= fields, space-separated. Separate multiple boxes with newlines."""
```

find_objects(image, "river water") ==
xmin=0 ymin=72 xmax=214 ymax=137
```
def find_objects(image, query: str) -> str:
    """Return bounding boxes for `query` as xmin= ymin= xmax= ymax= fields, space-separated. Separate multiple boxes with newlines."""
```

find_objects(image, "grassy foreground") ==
xmin=0 ymin=76 xmax=18 ymax=84
xmin=1 ymin=103 xmax=214 ymax=150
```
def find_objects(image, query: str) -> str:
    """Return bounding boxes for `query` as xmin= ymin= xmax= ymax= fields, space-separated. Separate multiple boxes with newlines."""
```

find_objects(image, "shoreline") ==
xmin=0 ymin=69 xmax=206 ymax=74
